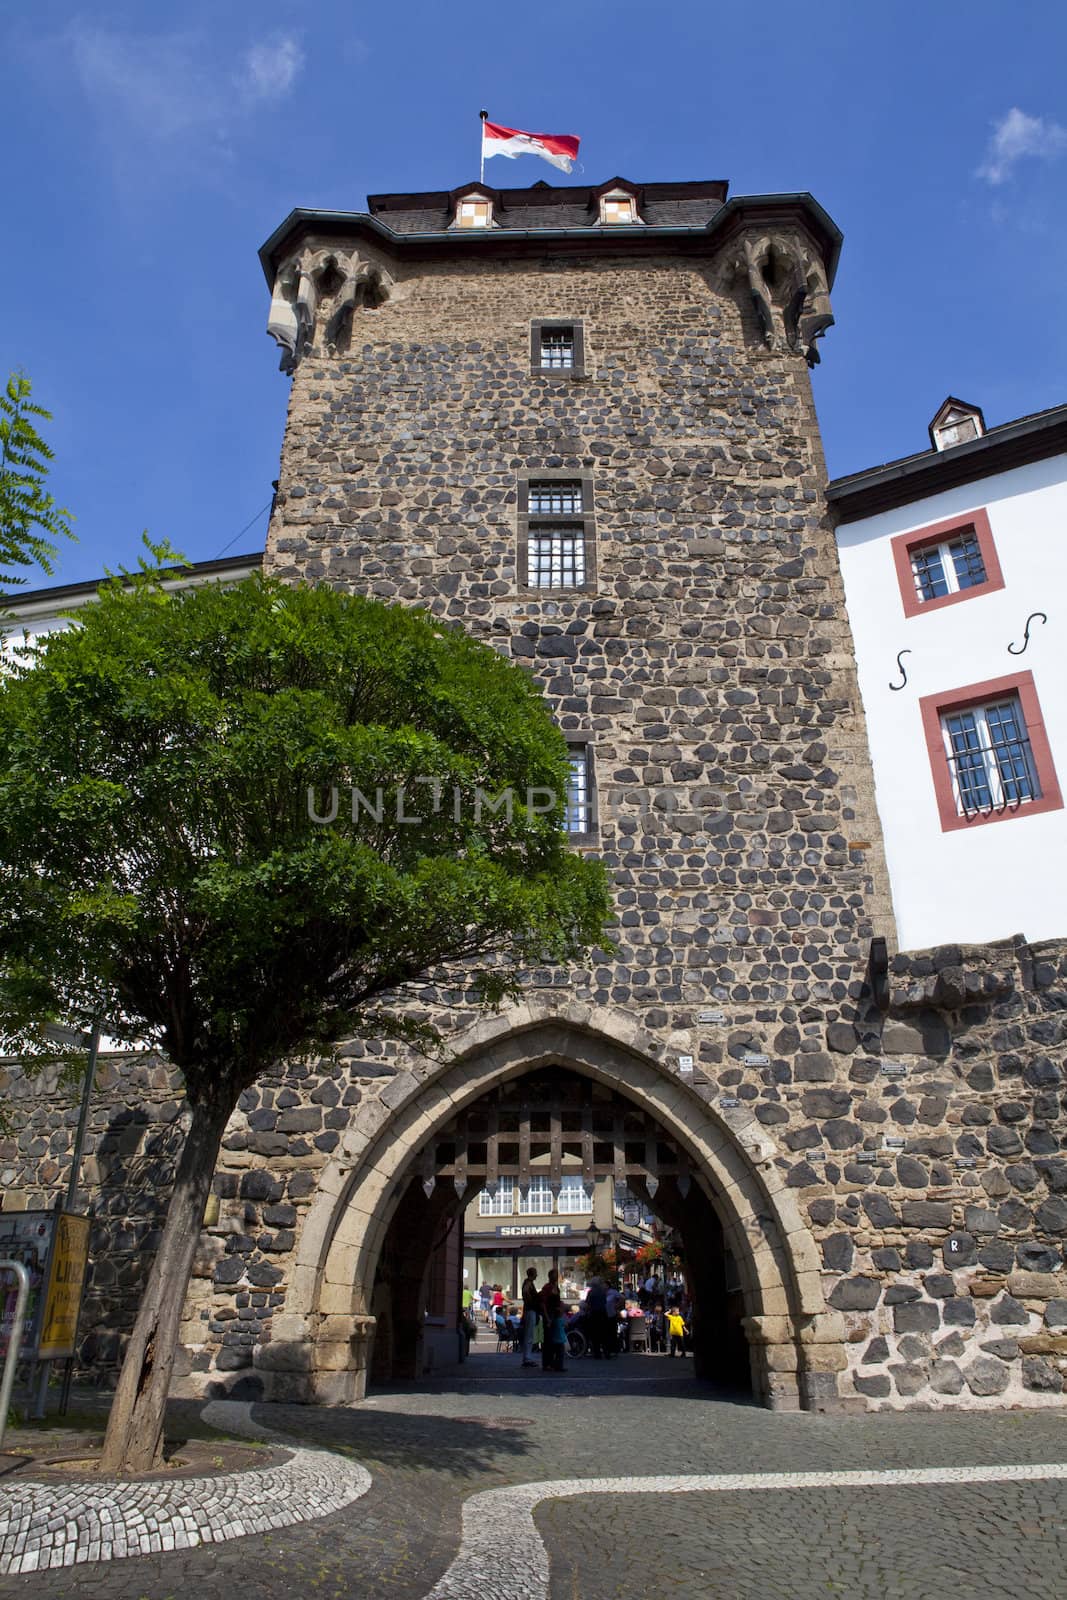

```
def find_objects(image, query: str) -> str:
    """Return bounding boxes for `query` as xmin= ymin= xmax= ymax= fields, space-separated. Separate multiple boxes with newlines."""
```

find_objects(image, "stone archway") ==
xmin=256 ymin=1006 xmax=846 ymax=1411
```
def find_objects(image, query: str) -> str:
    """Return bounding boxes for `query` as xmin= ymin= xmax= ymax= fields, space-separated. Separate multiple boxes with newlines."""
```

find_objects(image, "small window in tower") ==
xmin=456 ymin=198 xmax=492 ymax=228
xmin=517 ymin=472 xmax=596 ymax=591
xmin=528 ymin=481 xmax=583 ymax=515
xmin=600 ymin=193 xmax=638 ymax=224
xmin=530 ymin=319 xmax=585 ymax=378
xmin=529 ymin=527 xmax=586 ymax=588
xmin=541 ymin=327 xmax=574 ymax=368
xmin=565 ymin=745 xmax=596 ymax=836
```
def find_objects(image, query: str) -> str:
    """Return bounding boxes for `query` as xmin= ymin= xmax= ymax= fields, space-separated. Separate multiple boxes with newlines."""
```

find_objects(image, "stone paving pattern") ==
xmin=0 ymin=1402 xmax=370 ymax=1575
xmin=0 ymin=1362 xmax=1064 ymax=1599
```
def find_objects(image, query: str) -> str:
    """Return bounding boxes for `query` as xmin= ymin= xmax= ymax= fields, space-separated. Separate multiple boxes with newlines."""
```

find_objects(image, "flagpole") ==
xmin=479 ymin=109 xmax=488 ymax=184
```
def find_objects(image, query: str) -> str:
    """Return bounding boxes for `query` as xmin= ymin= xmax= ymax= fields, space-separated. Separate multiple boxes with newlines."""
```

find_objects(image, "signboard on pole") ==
xmin=0 ymin=1210 xmax=90 ymax=1361
xmin=39 ymin=1212 xmax=91 ymax=1360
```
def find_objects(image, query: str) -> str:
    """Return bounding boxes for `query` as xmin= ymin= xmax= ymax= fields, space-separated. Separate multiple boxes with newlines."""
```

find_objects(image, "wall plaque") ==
xmin=742 ymin=1053 xmax=769 ymax=1067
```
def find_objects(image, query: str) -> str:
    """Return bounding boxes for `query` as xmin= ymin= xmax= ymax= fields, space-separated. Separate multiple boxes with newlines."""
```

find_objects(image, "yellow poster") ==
xmin=39 ymin=1212 xmax=91 ymax=1360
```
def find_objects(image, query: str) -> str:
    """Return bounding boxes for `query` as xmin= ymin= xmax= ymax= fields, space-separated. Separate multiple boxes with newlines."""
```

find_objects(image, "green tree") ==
xmin=0 ymin=569 xmax=611 ymax=1473
xmin=0 ymin=372 xmax=74 ymax=591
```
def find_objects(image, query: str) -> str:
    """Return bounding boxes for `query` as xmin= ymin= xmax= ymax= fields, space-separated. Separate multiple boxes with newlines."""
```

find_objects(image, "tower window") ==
xmin=529 ymin=528 xmax=586 ymax=588
xmin=517 ymin=472 xmax=596 ymax=591
xmin=530 ymin=319 xmax=585 ymax=378
xmin=565 ymin=745 xmax=596 ymax=836
xmin=891 ymin=508 xmax=1003 ymax=618
xmin=528 ymin=480 xmax=583 ymax=515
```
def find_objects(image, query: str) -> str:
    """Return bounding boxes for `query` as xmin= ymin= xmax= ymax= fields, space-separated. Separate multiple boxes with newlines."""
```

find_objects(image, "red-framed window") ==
xmin=891 ymin=507 xmax=1004 ymax=618
xmin=919 ymin=670 xmax=1062 ymax=833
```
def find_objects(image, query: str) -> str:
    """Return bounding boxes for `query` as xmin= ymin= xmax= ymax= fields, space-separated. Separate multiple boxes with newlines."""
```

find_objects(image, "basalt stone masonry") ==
xmin=3 ymin=178 xmax=1063 ymax=1412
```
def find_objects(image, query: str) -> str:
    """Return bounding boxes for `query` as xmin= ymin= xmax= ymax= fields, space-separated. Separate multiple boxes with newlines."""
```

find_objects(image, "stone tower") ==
xmin=248 ymin=174 xmax=901 ymax=1409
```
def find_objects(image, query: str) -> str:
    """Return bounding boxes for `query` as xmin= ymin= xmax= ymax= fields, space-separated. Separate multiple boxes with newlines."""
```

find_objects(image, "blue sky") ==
xmin=4 ymin=1 xmax=1066 ymax=587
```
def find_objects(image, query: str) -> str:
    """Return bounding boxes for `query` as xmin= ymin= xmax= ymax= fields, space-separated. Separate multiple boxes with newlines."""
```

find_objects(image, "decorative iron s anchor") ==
xmin=888 ymin=649 xmax=912 ymax=691
xmin=1008 ymin=612 xmax=1047 ymax=656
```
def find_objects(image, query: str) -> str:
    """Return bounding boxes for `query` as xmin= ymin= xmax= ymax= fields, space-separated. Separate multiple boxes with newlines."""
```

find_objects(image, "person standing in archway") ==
xmin=539 ymin=1268 xmax=566 ymax=1372
xmin=520 ymin=1266 xmax=541 ymax=1368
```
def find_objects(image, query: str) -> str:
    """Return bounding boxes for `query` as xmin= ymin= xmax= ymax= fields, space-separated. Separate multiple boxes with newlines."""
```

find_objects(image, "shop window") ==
xmin=891 ymin=508 xmax=1003 ymax=618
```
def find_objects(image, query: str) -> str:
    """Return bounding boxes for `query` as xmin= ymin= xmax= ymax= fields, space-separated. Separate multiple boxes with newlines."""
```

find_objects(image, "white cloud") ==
xmin=976 ymin=107 xmax=1067 ymax=185
xmin=241 ymin=34 xmax=305 ymax=102
xmin=66 ymin=23 xmax=305 ymax=158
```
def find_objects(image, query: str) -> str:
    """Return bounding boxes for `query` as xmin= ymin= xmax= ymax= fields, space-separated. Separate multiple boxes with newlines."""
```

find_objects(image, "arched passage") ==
xmin=255 ymin=1009 xmax=847 ymax=1411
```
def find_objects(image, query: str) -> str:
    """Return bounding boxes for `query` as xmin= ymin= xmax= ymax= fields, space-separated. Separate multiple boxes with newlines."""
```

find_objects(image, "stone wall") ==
xmin=2 ymin=934 xmax=1065 ymax=1407
xmin=0 ymin=1053 xmax=182 ymax=1377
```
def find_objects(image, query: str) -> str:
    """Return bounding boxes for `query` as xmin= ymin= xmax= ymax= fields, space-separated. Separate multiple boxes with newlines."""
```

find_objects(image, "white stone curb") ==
xmin=425 ymin=1461 xmax=1067 ymax=1600
xmin=0 ymin=1400 xmax=371 ymax=1574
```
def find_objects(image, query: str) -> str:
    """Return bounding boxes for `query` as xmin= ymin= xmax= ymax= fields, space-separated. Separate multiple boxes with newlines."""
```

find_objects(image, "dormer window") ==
xmin=929 ymin=397 xmax=986 ymax=452
xmin=456 ymin=198 xmax=492 ymax=228
xmin=600 ymin=191 xmax=638 ymax=225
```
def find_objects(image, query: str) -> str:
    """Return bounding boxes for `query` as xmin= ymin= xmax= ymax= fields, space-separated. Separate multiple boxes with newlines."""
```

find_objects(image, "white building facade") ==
xmin=829 ymin=400 xmax=1067 ymax=949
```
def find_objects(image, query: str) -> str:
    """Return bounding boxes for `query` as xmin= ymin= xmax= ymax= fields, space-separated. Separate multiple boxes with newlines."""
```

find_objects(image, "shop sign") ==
xmin=496 ymin=1224 xmax=573 ymax=1238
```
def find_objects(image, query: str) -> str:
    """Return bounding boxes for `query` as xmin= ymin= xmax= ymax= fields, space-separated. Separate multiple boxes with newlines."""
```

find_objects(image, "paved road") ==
xmin=1 ymin=1354 xmax=1065 ymax=1599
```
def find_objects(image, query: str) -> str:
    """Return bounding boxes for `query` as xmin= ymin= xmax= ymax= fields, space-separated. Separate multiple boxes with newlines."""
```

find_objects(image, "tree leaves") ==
xmin=0 ymin=570 xmax=612 ymax=1097
xmin=0 ymin=372 xmax=75 ymax=593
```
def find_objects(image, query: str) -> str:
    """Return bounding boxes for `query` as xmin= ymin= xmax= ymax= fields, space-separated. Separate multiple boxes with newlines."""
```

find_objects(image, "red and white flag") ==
xmin=481 ymin=119 xmax=580 ymax=174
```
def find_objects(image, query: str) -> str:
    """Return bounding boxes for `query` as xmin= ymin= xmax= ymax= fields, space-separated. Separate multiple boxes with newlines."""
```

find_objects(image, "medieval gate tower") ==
xmin=17 ymin=170 xmax=1054 ymax=1417
xmin=251 ymin=173 xmax=901 ymax=1411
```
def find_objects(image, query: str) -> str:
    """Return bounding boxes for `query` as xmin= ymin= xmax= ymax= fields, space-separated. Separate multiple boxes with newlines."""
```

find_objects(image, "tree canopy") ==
xmin=0 ymin=372 xmax=74 ymax=592
xmin=0 ymin=567 xmax=612 ymax=1471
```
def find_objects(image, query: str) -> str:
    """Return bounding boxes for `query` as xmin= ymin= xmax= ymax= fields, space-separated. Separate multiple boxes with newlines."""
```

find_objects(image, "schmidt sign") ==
xmin=496 ymin=1224 xmax=573 ymax=1238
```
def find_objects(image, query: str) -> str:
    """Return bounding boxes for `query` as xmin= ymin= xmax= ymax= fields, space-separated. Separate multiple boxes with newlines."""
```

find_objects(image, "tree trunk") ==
xmin=99 ymin=1091 xmax=234 ymax=1475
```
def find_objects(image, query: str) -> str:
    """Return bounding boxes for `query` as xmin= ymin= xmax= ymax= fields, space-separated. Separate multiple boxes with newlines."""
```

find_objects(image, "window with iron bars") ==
xmin=941 ymin=696 xmax=1039 ymax=815
xmin=912 ymin=528 xmax=987 ymax=603
xmin=530 ymin=320 xmax=585 ymax=378
xmin=478 ymin=1177 xmax=515 ymax=1216
xmin=539 ymin=327 xmax=574 ymax=369
xmin=528 ymin=527 xmax=585 ymax=589
xmin=528 ymin=481 xmax=583 ymax=516
xmin=565 ymin=746 xmax=595 ymax=835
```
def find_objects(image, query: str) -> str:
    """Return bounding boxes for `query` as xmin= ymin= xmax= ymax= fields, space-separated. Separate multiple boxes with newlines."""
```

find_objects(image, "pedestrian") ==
xmin=605 ymin=1281 xmax=623 ymax=1357
xmin=666 ymin=1304 xmax=688 ymax=1358
xmin=584 ymin=1275 xmax=609 ymax=1359
xmin=520 ymin=1266 xmax=540 ymax=1368
xmin=648 ymin=1302 xmax=667 ymax=1354
xmin=539 ymin=1268 xmax=566 ymax=1372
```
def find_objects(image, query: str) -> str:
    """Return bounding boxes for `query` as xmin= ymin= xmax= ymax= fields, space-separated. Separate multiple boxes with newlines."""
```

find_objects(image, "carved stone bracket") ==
xmin=267 ymin=247 xmax=394 ymax=373
xmin=715 ymin=228 xmax=835 ymax=366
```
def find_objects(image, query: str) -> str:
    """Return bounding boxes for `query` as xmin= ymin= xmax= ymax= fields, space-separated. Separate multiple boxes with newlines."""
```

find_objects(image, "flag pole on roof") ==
xmin=479 ymin=114 xmax=580 ymax=181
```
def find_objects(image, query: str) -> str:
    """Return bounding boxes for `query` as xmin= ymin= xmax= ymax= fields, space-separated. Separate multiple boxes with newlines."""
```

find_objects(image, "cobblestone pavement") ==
xmin=0 ymin=1354 xmax=1064 ymax=1599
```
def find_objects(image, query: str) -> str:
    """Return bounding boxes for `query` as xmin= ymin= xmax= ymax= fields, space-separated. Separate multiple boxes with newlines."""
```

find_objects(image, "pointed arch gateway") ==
xmin=256 ymin=1006 xmax=848 ymax=1411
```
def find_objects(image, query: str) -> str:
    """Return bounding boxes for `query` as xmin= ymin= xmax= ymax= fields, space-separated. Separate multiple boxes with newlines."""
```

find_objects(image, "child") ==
xmin=666 ymin=1305 xmax=688 ymax=1358
xmin=648 ymin=1303 xmax=667 ymax=1354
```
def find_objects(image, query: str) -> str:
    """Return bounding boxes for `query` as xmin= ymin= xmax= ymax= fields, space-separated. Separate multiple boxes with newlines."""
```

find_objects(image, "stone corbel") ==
xmin=783 ymin=249 xmax=835 ymax=367
xmin=716 ymin=230 xmax=835 ymax=366
xmin=266 ymin=261 xmax=301 ymax=373
xmin=267 ymin=248 xmax=394 ymax=372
